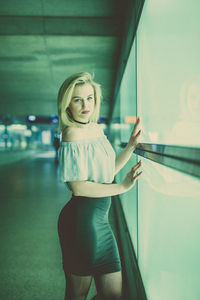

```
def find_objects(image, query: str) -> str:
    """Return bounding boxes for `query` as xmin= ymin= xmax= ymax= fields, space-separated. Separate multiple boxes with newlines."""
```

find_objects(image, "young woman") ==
xmin=57 ymin=72 xmax=142 ymax=300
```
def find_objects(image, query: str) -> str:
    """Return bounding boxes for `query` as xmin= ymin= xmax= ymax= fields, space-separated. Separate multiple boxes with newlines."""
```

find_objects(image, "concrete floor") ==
xmin=0 ymin=150 xmax=98 ymax=300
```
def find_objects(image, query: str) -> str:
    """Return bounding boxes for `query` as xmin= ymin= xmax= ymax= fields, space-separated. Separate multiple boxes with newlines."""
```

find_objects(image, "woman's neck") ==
xmin=72 ymin=117 xmax=90 ymax=125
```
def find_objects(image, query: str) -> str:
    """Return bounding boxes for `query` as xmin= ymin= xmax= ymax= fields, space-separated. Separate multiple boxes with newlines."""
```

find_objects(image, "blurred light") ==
xmin=0 ymin=125 xmax=5 ymax=131
xmin=111 ymin=123 xmax=130 ymax=129
xmin=42 ymin=130 xmax=51 ymax=144
xmin=9 ymin=124 xmax=27 ymax=131
xmin=24 ymin=129 xmax=32 ymax=137
xmin=51 ymin=116 xmax=58 ymax=123
xmin=125 ymin=116 xmax=137 ymax=123
xmin=27 ymin=115 xmax=37 ymax=121
xmin=21 ymin=141 xmax=27 ymax=148
xmin=98 ymin=117 xmax=108 ymax=123
xmin=36 ymin=151 xmax=55 ymax=158
xmin=31 ymin=125 xmax=38 ymax=132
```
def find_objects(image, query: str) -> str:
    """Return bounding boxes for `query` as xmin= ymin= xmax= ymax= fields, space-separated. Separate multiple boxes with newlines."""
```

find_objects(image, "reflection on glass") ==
xmin=169 ymin=78 xmax=200 ymax=145
xmin=138 ymin=159 xmax=200 ymax=300
xmin=137 ymin=0 xmax=200 ymax=147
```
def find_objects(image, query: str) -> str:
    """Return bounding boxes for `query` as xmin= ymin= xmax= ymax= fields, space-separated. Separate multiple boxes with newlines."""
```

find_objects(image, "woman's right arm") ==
xmin=68 ymin=160 xmax=142 ymax=198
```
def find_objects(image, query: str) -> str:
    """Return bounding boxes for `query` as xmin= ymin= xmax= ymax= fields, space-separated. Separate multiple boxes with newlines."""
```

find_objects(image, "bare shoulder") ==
xmin=62 ymin=127 xmax=80 ymax=142
xmin=88 ymin=122 xmax=105 ymax=137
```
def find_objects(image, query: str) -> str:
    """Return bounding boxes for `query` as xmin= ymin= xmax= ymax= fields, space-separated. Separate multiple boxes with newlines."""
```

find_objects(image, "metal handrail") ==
xmin=119 ymin=142 xmax=200 ymax=179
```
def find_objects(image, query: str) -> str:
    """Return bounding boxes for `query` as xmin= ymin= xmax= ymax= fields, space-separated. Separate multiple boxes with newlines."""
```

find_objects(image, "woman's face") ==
xmin=68 ymin=83 xmax=95 ymax=122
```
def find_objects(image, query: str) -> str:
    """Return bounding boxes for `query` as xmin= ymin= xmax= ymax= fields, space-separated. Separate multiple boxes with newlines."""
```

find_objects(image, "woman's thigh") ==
xmin=64 ymin=271 xmax=93 ymax=300
xmin=94 ymin=271 xmax=122 ymax=300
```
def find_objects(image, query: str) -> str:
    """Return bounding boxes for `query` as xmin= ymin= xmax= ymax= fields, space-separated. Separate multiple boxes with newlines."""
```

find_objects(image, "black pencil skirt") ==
xmin=57 ymin=195 xmax=121 ymax=276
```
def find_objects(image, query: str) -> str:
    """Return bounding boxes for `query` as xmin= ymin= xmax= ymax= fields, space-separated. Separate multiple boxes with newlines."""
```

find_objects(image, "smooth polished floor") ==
xmin=0 ymin=149 xmax=98 ymax=300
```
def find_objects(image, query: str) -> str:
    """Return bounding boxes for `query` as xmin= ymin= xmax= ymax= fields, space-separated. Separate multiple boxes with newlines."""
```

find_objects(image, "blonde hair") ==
xmin=57 ymin=72 xmax=102 ymax=133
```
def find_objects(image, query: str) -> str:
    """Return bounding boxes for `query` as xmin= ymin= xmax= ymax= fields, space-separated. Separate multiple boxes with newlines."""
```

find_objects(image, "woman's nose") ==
xmin=82 ymin=100 xmax=88 ymax=108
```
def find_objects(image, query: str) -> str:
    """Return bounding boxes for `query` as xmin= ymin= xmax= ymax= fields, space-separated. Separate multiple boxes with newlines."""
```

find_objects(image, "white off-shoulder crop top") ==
xmin=58 ymin=135 xmax=116 ymax=191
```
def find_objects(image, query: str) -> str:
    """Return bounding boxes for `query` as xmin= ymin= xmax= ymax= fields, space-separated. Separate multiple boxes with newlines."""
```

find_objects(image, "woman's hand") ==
xmin=127 ymin=117 xmax=142 ymax=149
xmin=121 ymin=160 xmax=142 ymax=191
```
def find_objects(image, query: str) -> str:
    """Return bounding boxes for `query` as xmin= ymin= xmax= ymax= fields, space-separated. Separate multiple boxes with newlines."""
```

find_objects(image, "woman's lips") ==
xmin=82 ymin=111 xmax=90 ymax=114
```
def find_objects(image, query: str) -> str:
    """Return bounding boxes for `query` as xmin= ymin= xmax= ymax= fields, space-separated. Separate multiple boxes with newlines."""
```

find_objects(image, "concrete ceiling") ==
xmin=0 ymin=0 xmax=127 ymax=123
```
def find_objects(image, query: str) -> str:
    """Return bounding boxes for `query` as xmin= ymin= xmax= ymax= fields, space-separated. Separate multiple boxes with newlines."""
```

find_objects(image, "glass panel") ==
xmin=136 ymin=1 xmax=200 ymax=298
xmin=120 ymin=40 xmax=137 ymax=143
xmin=138 ymin=158 xmax=200 ymax=300
xmin=111 ymin=3 xmax=200 ymax=299
xmin=137 ymin=0 xmax=200 ymax=147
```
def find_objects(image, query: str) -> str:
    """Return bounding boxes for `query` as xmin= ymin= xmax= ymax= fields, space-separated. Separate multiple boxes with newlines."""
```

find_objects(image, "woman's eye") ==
xmin=74 ymin=98 xmax=80 ymax=102
xmin=88 ymin=97 xmax=94 ymax=100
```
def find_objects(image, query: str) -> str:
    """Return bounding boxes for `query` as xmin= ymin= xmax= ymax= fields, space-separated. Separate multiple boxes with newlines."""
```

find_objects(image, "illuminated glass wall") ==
xmin=113 ymin=1 xmax=200 ymax=299
xmin=137 ymin=0 xmax=200 ymax=147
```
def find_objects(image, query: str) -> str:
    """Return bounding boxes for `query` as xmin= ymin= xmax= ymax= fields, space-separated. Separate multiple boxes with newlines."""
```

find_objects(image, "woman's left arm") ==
xmin=114 ymin=117 xmax=141 ymax=176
